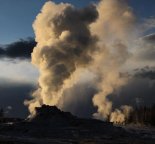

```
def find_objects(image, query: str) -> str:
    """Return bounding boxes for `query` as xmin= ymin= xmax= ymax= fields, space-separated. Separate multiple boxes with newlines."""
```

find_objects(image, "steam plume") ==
xmin=90 ymin=0 xmax=134 ymax=120
xmin=25 ymin=1 xmax=98 ymax=115
xmin=25 ymin=0 xmax=154 ymax=123
xmin=110 ymin=105 xmax=133 ymax=124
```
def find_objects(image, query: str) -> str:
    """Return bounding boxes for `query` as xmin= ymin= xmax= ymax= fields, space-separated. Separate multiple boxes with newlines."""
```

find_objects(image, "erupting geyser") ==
xmin=25 ymin=0 xmax=147 ymax=123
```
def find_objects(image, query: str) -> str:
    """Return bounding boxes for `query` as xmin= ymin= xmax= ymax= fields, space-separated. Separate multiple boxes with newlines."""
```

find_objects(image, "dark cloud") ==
xmin=140 ymin=50 xmax=155 ymax=61
xmin=0 ymin=80 xmax=35 ymax=118
xmin=136 ymin=35 xmax=155 ymax=61
xmin=0 ymin=38 xmax=36 ymax=59
xmin=143 ymin=33 xmax=155 ymax=43
xmin=134 ymin=66 xmax=155 ymax=80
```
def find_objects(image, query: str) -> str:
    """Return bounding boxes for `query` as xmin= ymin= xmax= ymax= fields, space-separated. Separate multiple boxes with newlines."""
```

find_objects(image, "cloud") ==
xmin=0 ymin=60 xmax=39 ymax=84
xmin=134 ymin=66 xmax=155 ymax=80
xmin=0 ymin=38 xmax=36 ymax=59
xmin=143 ymin=33 xmax=155 ymax=42
xmin=125 ymin=33 xmax=155 ymax=70
xmin=141 ymin=18 xmax=155 ymax=33
xmin=134 ymin=34 xmax=155 ymax=61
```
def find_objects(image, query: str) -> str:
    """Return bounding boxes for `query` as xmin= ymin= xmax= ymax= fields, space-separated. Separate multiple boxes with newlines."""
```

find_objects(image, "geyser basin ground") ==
xmin=0 ymin=105 xmax=154 ymax=144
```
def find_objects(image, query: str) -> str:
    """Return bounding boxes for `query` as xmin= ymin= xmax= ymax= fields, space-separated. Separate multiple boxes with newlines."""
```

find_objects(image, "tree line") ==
xmin=126 ymin=104 xmax=155 ymax=126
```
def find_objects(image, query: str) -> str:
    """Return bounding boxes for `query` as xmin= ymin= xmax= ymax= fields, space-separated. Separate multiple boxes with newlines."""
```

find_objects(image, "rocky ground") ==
xmin=0 ymin=105 xmax=154 ymax=144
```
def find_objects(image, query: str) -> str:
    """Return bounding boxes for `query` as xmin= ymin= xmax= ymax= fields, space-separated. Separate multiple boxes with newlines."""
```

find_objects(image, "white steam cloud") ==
xmin=25 ymin=1 xmax=98 ymax=115
xmin=90 ymin=0 xmax=134 ymax=121
xmin=25 ymin=0 xmax=155 ymax=123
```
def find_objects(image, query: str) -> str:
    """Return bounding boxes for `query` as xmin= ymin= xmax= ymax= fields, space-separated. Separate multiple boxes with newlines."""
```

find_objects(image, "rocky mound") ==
xmin=0 ymin=105 xmax=115 ymax=136
xmin=29 ymin=105 xmax=112 ymax=128
xmin=29 ymin=105 xmax=76 ymax=127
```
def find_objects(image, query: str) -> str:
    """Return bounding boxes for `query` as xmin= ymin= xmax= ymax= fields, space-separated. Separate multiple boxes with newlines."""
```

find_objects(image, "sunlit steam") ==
xmin=25 ymin=1 xmax=98 ymax=116
xmin=90 ymin=0 xmax=134 ymax=121
xmin=25 ymin=0 xmax=154 ymax=123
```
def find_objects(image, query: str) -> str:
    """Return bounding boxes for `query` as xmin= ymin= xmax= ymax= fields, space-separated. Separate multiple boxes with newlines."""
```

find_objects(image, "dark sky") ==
xmin=129 ymin=0 xmax=155 ymax=18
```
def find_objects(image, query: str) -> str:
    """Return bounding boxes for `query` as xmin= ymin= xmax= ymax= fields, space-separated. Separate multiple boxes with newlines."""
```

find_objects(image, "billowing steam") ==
xmin=110 ymin=105 xmax=133 ymax=124
xmin=90 ymin=0 xmax=134 ymax=121
xmin=25 ymin=0 xmax=153 ymax=123
xmin=25 ymin=1 xmax=98 ymax=115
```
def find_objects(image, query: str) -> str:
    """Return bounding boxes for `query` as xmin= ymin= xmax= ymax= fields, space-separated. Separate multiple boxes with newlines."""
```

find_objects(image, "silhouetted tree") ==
xmin=127 ymin=104 xmax=155 ymax=126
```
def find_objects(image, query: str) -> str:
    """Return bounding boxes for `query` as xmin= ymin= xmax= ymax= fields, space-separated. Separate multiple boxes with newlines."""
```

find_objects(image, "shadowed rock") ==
xmin=30 ymin=105 xmax=113 ymax=129
xmin=0 ymin=105 xmax=154 ymax=144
